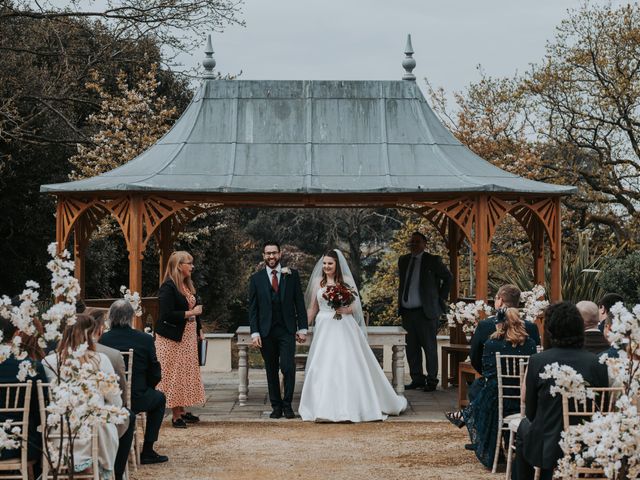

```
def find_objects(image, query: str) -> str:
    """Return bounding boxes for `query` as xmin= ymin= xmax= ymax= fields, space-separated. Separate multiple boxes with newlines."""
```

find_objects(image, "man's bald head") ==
xmin=576 ymin=300 xmax=599 ymax=330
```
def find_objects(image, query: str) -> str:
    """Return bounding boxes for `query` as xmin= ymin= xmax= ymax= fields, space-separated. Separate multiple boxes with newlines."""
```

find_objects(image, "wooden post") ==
xmin=448 ymin=219 xmax=460 ymax=302
xmin=550 ymin=197 xmax=562 ymax=302
xmin=158 ymin=219 xmax=173 ymax=286
xmin=474 ymin=195 xmax=489 ymax=301
xmin=532 ymin=220 xmax=545 ymax=287
xmin=73 ymin=214 xmax=88 ymax=298
xmin=128 ymin=196 xmax=144 ymax=329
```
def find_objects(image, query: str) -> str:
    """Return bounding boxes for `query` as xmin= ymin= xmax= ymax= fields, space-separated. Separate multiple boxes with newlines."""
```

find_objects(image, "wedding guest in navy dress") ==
xmin=447 ymin=308 xmax=536 ymax=468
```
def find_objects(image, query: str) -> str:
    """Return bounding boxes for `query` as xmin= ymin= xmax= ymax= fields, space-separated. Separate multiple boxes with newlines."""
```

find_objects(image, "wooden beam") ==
xmin=474 ymin=195 xmax=489 ymax=301
xmin=447 ymin=219 xmax=460 ymax=302
xmin=550 ymin=197 xmax=562 ymax=302
xmin=128 ymin=195 xmax=144 ymax=329
xmin=73 ymin=214 xmax=88 ymax=298
xmin=532 ymin=220 xmax=545 ymax=287
xmin=158 ymin=219 xmax=173 ymax=286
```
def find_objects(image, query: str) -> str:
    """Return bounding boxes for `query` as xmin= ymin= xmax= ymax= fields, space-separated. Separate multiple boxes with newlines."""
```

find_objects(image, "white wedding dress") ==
xmin=298 ymin=287 xmax=408 ymax=422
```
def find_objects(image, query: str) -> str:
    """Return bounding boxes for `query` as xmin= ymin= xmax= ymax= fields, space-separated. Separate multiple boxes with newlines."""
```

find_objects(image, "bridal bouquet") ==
xmin=323 ymin=284 xmax=358 ymax=320
xmin=446 ymin=300 xmax=493 ymax=335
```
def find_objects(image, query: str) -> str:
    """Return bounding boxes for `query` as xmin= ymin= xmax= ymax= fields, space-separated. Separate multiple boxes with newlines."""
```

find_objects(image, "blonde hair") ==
xmin=163 ymin=251 xmax=196 ymax=295
xmin=491 ymin=307 xmax=528 ymax=347
xmin=57 ymin=314 xmax=100 ymax=368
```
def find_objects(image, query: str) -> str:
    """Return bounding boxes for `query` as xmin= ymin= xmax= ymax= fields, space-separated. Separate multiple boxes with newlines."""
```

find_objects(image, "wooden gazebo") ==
xmin=41 ymin=36 xmax=574 ymax=326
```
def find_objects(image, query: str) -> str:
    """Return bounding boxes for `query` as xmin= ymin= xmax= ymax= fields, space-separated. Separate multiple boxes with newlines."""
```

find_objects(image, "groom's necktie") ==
xmin=271 ymin=270 xmax=279 ymax=293
xmin=403 ymin=256 xmax=416 ymax=302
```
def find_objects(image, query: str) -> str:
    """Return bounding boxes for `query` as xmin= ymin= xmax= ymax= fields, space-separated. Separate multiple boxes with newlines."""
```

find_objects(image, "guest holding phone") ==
xmin=155 ymin=251 xmax=205 ymax=428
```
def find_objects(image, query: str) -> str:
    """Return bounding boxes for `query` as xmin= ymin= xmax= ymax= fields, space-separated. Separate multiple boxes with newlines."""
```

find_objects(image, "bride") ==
xmin=298 ymin=249 xmax=407 ymax=422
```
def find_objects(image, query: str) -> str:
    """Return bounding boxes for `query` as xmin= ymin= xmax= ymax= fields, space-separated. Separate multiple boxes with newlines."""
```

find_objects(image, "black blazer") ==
xmin=248 ymin=268 xmax=308 ymax=338
xmin=469 ymin=315 xmax=541 ymax=374
xmin=99 ymin=325 xmax=162 ymax=411
xmin=397 ymin=252 xmax=453 ymax=319
xmin=583 ymin=330 xmax=610 ymax=354
xmin=0 ymin=358 xmax=47 ymax=461
xmin=155 ymin=279 xmax=202 ymax=342
xmin=521 ymin=347 xmax=608 ymax=470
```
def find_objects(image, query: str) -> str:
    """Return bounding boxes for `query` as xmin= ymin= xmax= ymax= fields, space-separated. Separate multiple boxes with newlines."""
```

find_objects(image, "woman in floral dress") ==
xmin=155 ymin=251 xmax=206 ymax=428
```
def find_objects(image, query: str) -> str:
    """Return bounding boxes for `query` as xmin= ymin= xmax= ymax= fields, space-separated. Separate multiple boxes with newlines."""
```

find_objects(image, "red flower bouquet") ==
xmin=322 ymin=283 xmax=358 ymax=320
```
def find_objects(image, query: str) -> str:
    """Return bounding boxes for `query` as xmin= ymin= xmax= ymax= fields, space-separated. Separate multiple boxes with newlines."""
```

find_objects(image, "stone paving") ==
xmin=178 ymin=370 xmax=458 ymax=422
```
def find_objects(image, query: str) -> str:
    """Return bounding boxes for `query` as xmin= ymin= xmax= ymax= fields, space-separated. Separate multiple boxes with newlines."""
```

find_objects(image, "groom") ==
xmin=248 ymin=241 xmax=308 ymax=419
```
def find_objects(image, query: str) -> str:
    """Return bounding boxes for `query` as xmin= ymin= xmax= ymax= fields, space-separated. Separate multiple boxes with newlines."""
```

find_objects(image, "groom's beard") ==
xmin=266 ymin=259 xmax=280 ymax=269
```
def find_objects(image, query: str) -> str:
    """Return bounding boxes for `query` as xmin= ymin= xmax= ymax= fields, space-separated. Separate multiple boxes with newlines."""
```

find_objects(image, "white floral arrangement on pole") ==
xmin=446 ymin=300 xmax=493 ymax=335
xmin=544 ymin=302 xmax=640 ymax=480
xmin=520 ymin=284 xmax=549 ymax=323
xmin=119 ymin=285 xmax=142 ymax=317
xmin=0 ymin=243 xmax=128 ymax=477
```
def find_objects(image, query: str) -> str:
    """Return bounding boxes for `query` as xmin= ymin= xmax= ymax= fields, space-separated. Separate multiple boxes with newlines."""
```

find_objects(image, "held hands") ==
xmin=192 ymin=305 xmax=203 ymax=316
xmin=296 ymin=333 xmax=307 ymax=344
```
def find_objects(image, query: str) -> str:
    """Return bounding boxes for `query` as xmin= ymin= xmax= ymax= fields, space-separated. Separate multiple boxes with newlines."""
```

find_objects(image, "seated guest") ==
xmin=469 ymin=285 xmax=540 ymax=400
xmin=86 ymin=310 xmax=135 ymax=480
xmin=99 ymin=300 xmax=168 ymax=465
xmin=513 ymin=302 xmax=608 ymax=480
xmin=42 ymin=314 xmax=121 ymax=478
xmin=447 ymin=308 xmax=536 ymax=468
xmin=597 ymin=292 xmax=623 ymax=333
xmin=599 ymin=313 xmax=620 ymax=360
xmin=577 ymin=300 xmax=609 ymax=353
xmin=0 ymin=317 xmax=47 ymax=463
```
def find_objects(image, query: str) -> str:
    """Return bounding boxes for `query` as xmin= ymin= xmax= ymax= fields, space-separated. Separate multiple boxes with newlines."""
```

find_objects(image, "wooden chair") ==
xmin=505 ymin=359 xmax=528 ymax=480
xmin=120 ymin=349 xmax=137 ymax=471
xmin=493 ymin=353 xmax=531 ymax=473
xmin=120 ymin=349 xmax=144 ymax=469
xmin=561 ymin=386 xmax=622 ymax=480
xmin=0 ymin=383 xmax=35 ymax=480
xmin=36 ymin=381 xmax=99 ymax=480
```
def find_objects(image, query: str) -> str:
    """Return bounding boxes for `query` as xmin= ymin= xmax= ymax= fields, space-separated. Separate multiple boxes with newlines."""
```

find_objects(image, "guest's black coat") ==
xmin=248 ymin=268 xmax=308 ymax=338
xmin=397 ymin=252 xmax=452 ymax=319
xmin=99 ymin=325 xmax=162 ymax=412
xmin=155 ymin=279 xmax=202 ymax=342
xmin=0 ymin=358 xmax=47 ymax=460
xmin=520 ymin=347 xmax=608 ymax=470
xmin=583 ymin=330 xmax=610 ymax=354
xmin=469 ymin=315 xmax=541 ymax=374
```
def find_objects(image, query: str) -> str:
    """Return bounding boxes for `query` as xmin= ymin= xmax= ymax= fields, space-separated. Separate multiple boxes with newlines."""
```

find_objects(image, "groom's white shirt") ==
xmin=251 ymin=264 xmax=307 ymax=338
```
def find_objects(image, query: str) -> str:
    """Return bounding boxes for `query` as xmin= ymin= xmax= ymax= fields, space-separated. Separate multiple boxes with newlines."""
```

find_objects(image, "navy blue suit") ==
xmin=248 ymin=268 xmax=307 ymax=409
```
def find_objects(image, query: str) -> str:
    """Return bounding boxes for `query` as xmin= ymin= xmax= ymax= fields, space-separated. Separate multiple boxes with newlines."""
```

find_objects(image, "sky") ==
xmin=176 ymin=0 xmax=587 ymax=95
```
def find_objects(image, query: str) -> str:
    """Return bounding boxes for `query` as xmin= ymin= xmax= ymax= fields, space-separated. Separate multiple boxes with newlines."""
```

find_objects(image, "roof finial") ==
xmin=202 ymin=34 xmax=216 ymax=79
xmin=402 ymin=34 xmax=416 ymax=81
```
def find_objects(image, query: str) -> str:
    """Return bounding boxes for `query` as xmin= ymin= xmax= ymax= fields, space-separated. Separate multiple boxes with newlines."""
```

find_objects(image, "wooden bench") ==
xmin=457 ymin=361 xmax=481 ymax=408
xmin=440 ymin=343 xmax=471 ymax=389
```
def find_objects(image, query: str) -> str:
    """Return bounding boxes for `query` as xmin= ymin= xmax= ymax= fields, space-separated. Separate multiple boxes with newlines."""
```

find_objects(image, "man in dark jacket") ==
xmin=100 ymin=299 xmax=168 ymax=465
xmin=577 ymin=300 xmax=609 ymax=354
xmin=469 ymin=284 xmax=541 ymax=376
xmin=513 ymin=302 xmax=608 ymax=480
xmin=398 ymin=231 xmax=453 ymax=392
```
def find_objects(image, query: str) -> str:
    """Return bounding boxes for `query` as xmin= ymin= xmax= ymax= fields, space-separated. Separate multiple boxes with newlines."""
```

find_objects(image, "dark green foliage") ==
xmin=598 ymin=251 xmax=640 ymax=305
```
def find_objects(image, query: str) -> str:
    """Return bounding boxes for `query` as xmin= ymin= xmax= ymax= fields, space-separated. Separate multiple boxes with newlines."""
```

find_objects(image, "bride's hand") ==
xmin=336 ymin=306 xmax=352 ymax=315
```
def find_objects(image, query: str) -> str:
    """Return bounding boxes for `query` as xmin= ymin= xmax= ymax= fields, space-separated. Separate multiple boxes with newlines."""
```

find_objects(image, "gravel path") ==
xmin=131 ymin=421 xmax=502 ymax=480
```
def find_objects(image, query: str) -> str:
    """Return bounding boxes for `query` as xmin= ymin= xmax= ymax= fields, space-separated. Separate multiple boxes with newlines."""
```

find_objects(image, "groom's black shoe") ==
xmin=404 ymin=381 xmax=426 ymax=390
xmin=269 ymin=407 xmax=283 ymax=419
xmin=282 ymin=406 xmax=295 ymax=419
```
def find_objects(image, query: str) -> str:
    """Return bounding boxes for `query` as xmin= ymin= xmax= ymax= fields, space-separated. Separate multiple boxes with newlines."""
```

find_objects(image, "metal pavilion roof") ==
xmin=41 ymin=37 xmax=575 ymax=196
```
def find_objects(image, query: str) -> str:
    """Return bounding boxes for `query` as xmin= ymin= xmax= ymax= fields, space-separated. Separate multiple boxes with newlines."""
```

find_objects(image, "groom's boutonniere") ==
xmin=281 ymin=267 xmax=292 ymax=275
